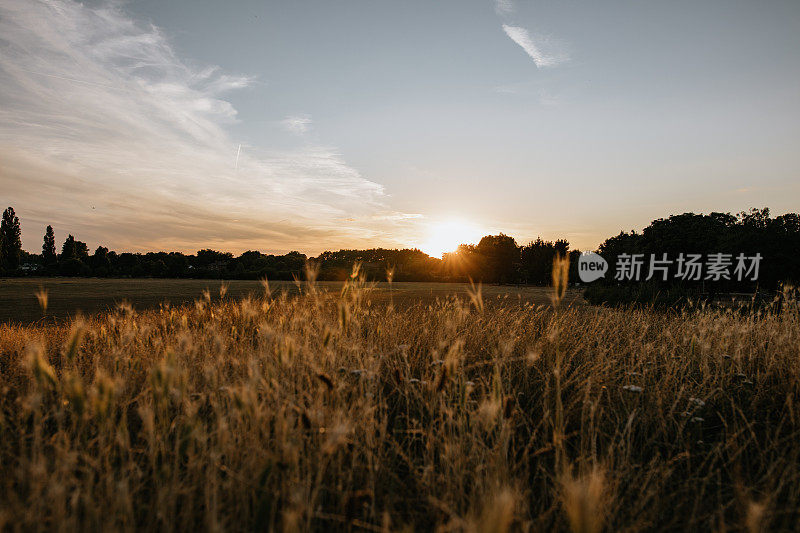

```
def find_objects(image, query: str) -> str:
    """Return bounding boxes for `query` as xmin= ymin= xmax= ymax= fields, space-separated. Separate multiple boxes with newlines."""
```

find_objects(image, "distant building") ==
xmin=20 ymin=263 xmax=42 ymax=273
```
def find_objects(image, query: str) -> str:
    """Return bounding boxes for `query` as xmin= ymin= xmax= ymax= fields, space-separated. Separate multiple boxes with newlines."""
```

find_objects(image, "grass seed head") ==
xmin=551 ymin=253 xmax=570 ymax=307
xmin=35 ymin=287 xmax=48 ymax=314
xmin=559 ymin=467 xmax=610 ymax=533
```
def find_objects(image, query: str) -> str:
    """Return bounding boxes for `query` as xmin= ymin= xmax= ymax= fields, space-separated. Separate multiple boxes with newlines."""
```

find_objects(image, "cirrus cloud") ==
xmin=0 ymin=0 xmax=420 ymax=254
xmin=281 ymin=114 xmax=313 ymax=135
xmin=494 ymin=0 xmax=515 ymax=16
xmin=501 ymin=24 xmax=568 ymax=68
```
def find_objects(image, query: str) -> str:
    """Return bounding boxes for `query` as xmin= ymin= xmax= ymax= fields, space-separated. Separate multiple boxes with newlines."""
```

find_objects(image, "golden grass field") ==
xmin=0 ymin=273 xmax=798 ymax=531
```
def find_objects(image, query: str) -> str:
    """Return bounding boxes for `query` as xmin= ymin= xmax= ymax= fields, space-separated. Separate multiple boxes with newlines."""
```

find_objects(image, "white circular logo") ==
xmin=578 ymin=252 xmax=608 ymax=282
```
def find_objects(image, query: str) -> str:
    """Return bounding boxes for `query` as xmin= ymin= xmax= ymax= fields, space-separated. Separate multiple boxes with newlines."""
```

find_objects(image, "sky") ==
xmin=1 ymin=0 xmax=799 ymax=257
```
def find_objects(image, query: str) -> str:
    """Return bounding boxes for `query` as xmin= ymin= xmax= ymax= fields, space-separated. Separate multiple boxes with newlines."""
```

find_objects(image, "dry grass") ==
xmin=0 ymin=274 xmax=799 ymax=531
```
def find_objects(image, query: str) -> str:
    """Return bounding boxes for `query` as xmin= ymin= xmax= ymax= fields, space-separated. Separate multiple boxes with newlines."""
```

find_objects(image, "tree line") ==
xmin=0 ymin=206 xmax=577 ymax=284
xmin=598 ymin=208 xmax=800 ymax=291
xmin=2 ymin=205 xmax=798 ymax=290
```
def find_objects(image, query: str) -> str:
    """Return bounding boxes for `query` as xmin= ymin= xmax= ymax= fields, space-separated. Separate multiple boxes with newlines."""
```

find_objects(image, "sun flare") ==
xmin=420 ymin=219 xmax=485 ymax=258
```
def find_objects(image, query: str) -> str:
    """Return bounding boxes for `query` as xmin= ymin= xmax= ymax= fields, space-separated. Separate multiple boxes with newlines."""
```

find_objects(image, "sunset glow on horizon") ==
xmin=420 ymin=219 xmax=487 ymax=258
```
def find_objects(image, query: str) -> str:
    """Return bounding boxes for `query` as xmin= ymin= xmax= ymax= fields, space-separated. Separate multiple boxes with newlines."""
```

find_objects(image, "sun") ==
xmin=420 ymin=219 xmax=484 ymax=258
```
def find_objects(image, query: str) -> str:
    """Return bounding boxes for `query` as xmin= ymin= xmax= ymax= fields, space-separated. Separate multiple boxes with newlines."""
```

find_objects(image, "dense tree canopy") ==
xmin=60 ymin=234 xmax=89 ymax=261
xmin=598 ymin=208 xmax=800 ymax=290
xmin=520 ymin=238 xmax=570 ymax=285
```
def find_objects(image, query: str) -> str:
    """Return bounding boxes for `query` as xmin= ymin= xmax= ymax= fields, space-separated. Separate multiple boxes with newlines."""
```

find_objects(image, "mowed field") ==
xmin=0 ymin=278 xmax=583 ymax=324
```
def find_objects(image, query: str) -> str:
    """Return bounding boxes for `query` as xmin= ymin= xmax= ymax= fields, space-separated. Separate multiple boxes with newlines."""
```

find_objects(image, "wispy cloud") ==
xmin=372 ymin=213 xmax=424 ymax=221
xmin=0 ymin=0 xmax=417 ymax=254
xmin=281 ymin=114 xmax=313 ymax=135
xmin=494 ymin=0 xmax=514 ymax=16
xmin=501 ymin=24 xmax=568 ymax=68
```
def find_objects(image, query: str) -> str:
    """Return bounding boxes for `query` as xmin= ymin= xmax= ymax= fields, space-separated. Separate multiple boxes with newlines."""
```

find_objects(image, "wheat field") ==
xmin=1 ymin=275 xmax=799 ymax=531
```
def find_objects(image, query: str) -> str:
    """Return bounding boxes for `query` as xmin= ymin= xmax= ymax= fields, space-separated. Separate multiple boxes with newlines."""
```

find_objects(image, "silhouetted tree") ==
xmin=165 ymin=253 xmax=188 ymax=278
xmin=315 ymin=248 xmax=431 ymax=281
xmin=60 ymin=234 xmax=89 ymax=261
xmin=42 ymin=225 xmax=57 ymax=265
xmin=195 ymin=249 xmax=234 ymax=267
xmin=568 ymin=249 xmax=582 ymax=283
xmin=474 ymin=234 xmax=520 ymax=284
xmin=1 ymin=207 xmax=22 ymax=272
xmin=519 ymin=237 xmax=571 ymax=285
xmin=596 ymin=207 xmax=800 ymax=292
xmin=116 ymin=253 xmax=139 ymax=275
xmin=441 ymin=244 xmax=479 ymax=282
xmin=90 ymin=246 xmax=111 ymax=275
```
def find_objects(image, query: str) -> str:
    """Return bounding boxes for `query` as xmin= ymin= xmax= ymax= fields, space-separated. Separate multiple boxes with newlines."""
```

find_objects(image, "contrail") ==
xmin=235 ymin=144 xmax=241 ymax=170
